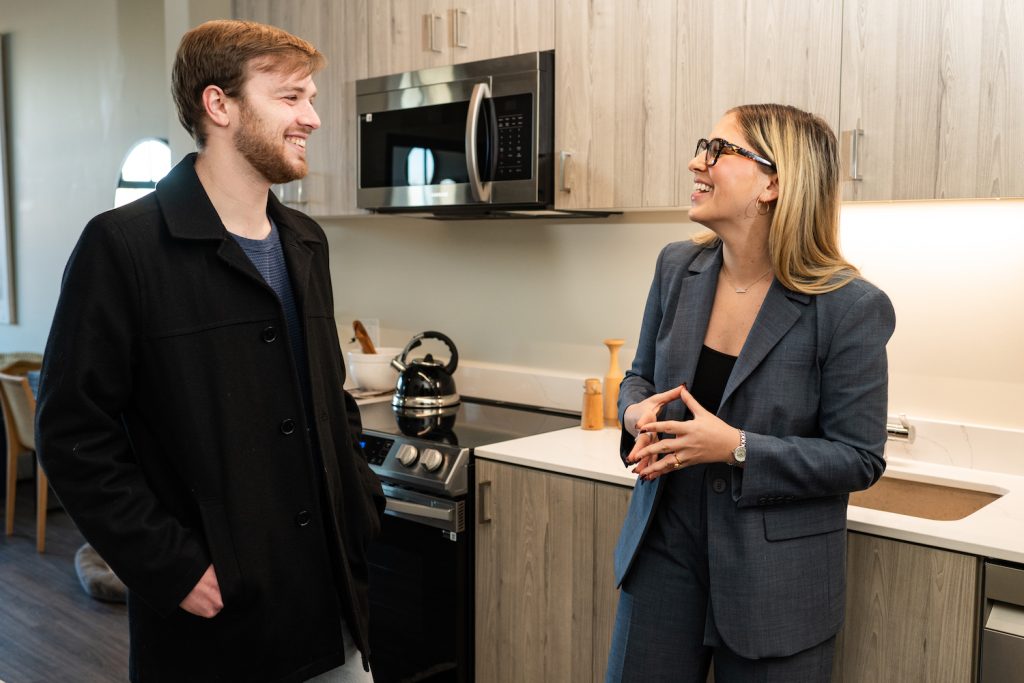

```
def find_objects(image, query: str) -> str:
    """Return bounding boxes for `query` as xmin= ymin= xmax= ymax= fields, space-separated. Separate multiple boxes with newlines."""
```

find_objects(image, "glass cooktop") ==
xmin=358 ymin=397 xmax=580 ymax=450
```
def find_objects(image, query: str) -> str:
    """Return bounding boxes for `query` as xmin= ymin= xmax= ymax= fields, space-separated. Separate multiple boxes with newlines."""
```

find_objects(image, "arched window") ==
xmin=114 ymin=138 xmax=172 ymax=208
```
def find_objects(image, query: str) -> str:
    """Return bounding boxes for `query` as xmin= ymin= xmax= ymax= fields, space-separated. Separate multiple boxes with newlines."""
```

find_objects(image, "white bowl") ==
xmin=347 ymin=347 xmax=402 ymax=392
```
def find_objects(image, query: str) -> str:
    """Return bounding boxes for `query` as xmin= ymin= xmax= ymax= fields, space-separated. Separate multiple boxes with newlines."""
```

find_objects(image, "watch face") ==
xmin=733 ymin=445 xmax=747 ymax=463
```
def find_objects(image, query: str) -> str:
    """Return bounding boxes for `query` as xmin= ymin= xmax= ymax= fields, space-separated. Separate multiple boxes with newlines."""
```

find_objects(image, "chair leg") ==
xmin=4 ymin=445 xmax=16 ymax=536
xmin=36 ymin=461 xmax=48 ymax=553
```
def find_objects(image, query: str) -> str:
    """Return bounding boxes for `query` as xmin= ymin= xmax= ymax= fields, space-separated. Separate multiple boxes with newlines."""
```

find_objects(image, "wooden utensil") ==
xmin=352 ymin=320 xmax=377 ymax=354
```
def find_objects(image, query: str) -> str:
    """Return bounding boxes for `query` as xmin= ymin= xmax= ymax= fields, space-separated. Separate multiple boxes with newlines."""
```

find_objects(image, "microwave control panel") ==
xmin=495 ymin=94 xmax=533 ymax=181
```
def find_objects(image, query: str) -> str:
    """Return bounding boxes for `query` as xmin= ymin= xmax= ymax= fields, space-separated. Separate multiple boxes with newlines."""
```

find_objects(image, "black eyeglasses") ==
xmin=695 ymin=138 xmax=776 ymax=171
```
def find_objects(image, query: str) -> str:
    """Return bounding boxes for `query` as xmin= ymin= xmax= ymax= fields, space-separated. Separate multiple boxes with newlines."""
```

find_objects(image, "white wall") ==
xmin=0 ymin=0 xmax=234 ymax=351
xmin=324 ymin=199 xmax=1024 ymax=431
xmin=0 ymin=0 xmax=167 ymax=351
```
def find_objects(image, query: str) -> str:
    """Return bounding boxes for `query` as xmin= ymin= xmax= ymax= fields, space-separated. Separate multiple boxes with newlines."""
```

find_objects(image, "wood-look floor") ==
xmin=0 ymin=480 xmax=129 ymax=683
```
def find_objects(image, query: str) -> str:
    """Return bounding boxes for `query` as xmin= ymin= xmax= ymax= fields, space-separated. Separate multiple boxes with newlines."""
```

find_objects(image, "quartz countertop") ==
xmin=474 ymin=425 xmax=1024 ymax=564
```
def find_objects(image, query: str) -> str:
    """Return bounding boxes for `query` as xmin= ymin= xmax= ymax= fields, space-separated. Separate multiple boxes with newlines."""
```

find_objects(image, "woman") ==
xmin=606 ymin=104 xmax=895 ymax=682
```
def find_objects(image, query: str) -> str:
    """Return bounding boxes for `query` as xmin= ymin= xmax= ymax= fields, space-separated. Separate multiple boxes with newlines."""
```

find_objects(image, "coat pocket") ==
xmin=197 ymin=499 xmax=246 ymax=608
xmin=763 ymin=496 xmax=847 ymax=541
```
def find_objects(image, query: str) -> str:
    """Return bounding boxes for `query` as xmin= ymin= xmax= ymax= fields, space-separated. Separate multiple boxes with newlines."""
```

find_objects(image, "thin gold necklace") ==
xmin=721 ymin=267 xmax=772 ymax=294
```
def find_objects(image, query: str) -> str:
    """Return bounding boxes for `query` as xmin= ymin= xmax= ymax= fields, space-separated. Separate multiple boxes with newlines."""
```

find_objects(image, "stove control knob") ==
xmin=421 ymin=448 xmax=444 ymax=472
xmin=396 ymin=443 xmax=419 ymax=467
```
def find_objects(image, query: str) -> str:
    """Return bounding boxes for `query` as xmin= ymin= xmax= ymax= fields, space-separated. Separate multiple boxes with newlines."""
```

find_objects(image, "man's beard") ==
xmin=234 ymin=98 xmax=307 ymax=185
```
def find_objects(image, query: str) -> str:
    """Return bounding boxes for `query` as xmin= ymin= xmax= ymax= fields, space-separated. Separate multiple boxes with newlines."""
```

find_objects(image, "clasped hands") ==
xmin=624 ymin=385 xmax=740 ymax=481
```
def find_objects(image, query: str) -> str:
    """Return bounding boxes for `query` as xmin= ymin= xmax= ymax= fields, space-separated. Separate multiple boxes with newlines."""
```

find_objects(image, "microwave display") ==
xmin=360 ymin=93 xmax=532 ymax=190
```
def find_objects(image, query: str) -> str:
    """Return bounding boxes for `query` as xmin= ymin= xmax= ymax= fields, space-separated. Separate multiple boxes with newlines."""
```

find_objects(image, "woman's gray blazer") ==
xmin=615 ymin=240 xmax=896 ymax=660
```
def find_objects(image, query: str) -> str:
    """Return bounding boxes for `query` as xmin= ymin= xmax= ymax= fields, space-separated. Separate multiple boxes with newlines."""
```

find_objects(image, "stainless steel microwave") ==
xmin=356 ymin=51 xmax=554 ymax=215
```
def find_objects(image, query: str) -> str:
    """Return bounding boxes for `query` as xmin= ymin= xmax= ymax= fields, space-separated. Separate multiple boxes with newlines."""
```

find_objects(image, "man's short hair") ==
xmin=171 ymin=19 xmax=326 ymax=148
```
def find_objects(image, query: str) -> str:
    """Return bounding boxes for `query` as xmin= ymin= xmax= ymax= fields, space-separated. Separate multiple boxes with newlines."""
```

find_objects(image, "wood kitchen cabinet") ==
xmin=366 ymin=0 xmax=553 ymax=78
xmin=554 ymin=0 xmax=678 ymax=210
xmin=676 ymin=0 xmax=844 ymax=192
xmin=555 ymin=0 xmax=842 ymax=211
xmin=474 ymin=459 xmax=631 ymax=682
xmin=833 ymin=531 xmax=981 ymax=682
xmin=233 ymin=0 xmax=368 ymax=216
xmin=839 ymin=0 xmax=1024 ymax=200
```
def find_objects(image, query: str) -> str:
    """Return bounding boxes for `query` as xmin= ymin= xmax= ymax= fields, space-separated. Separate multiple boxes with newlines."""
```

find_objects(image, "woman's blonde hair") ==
xmin=693 ymin=103 xmax=858 ymax=294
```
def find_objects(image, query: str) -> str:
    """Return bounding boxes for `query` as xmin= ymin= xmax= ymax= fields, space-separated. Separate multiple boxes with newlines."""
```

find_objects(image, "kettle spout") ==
xmin=390 ymin=356 xmax=407 ymax=373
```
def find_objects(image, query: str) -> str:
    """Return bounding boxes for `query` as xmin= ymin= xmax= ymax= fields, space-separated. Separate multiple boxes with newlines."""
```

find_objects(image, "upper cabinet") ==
xmin=840 ymin=0 xmax=1024 ymax=200
xmin=234 ymin=0 xmax=1023 ymax=215
xmin=676 ymin=0 xmax=844 ymax=198
xmin=366 ymin=0 xmax=554 ymax=78
xmin=554 ymin=0 xmax=679 ymax=210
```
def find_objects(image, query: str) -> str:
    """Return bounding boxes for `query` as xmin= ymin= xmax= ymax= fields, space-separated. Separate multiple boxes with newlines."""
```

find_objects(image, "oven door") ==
xmin=356 ymin=52 xmax=551 ymax=211
xmin=367 ymin=484 xmax=473 ymax=683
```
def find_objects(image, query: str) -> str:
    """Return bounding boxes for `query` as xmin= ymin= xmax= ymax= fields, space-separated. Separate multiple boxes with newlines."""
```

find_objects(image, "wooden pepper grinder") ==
xmin=581 ymin=379 xmax=604 ymax=430
xmin=603 ymin=338 xmax=625 ymax=427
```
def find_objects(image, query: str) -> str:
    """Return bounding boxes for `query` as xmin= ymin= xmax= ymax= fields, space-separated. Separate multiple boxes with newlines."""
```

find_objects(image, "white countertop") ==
xmin=475 ymin=425 xmax=1024 ymax=564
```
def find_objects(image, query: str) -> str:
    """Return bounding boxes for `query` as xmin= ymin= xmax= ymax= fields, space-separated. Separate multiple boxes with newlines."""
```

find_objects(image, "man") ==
xmin=36 ymin=20 xmax=384 ymax=682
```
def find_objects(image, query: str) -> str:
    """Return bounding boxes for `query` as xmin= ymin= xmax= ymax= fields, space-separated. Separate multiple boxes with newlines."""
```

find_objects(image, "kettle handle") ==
xmin=398 ymin=331 xmax=459 ymax=374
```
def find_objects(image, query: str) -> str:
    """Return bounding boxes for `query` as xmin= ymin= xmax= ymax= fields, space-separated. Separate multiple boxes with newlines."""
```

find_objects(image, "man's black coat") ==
xmin=37 ymin=155 xmax=385 ymax=682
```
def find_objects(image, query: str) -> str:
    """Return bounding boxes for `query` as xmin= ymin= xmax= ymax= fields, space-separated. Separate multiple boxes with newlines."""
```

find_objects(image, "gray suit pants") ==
xmin=606 ymin=465 xmax=835 ymax=683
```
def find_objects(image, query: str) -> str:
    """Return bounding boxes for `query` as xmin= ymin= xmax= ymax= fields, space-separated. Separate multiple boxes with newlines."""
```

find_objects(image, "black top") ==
xmin=689 ymin=344 xmax=737 ymax=416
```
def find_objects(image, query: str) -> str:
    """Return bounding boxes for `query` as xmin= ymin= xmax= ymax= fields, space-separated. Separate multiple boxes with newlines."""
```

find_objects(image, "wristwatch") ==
xmin=731 ymin=430 xmax=747 ymax=465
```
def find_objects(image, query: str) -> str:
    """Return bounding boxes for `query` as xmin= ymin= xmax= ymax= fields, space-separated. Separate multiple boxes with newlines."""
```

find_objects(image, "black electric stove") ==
xmin=358 ymin=397 xmax=579 ymax=683
xmin=359 ymin=397 xmax=580 ymax=498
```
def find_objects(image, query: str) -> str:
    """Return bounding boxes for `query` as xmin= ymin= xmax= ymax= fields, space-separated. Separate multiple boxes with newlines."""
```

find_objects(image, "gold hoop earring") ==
xmin=756 ymin=199 xmax=771 ymax=216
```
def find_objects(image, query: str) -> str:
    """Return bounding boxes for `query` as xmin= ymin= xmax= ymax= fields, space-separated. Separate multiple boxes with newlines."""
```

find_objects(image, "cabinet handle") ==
xmin=477 ymin=480 xmax=492 ymax=524
xmin=842 ymin=128 xmax=864 ymax=181
xmin=454 ymin=8 xmax=468 ymax=48
xmin=427 ymin=13 xmax=443 ymax=53
xmin=559 ymin=150 xmax=573 ymax=193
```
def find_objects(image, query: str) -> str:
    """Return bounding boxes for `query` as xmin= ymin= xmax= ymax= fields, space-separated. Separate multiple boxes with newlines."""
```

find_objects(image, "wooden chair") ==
xmin=0 ymin=360 xmax=47 ymax=552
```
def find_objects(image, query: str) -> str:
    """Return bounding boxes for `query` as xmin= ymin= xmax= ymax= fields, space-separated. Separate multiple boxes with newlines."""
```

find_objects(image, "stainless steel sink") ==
xmin=849 ymin=473 xmax=1003 ymax=521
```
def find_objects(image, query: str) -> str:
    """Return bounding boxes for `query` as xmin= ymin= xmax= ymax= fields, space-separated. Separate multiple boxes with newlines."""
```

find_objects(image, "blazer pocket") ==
xmin=197 ymin=499 xmax=246 ymax=608
xmin=763 ymin=496 xmax=847 ymax=541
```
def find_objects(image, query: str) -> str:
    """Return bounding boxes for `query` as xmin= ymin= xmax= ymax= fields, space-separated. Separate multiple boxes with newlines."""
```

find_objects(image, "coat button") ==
xmin=711 ymin=478 xmax=727 ymax=494
xmin=280 ymin=418 xmax=296 ymax=435
xmin=296 ymin=510 xmax=312 ymax=527
xmin=262 ymin=326 xmax=277 ymax=343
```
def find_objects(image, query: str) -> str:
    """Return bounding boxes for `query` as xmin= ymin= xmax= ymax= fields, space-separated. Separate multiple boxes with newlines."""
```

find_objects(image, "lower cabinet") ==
xmin=474 ymin=459 xmax=631 ymax=682
xmin=833 ymin=532 xmax=981 ymax=683
xmin=475 ymin=463 xmax=982 ymax=683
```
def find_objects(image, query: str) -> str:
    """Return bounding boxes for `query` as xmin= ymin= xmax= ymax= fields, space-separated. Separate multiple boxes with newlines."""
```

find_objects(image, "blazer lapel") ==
xmin=674 ymin=246 xmax=722 ymax=390
xmin=720 ymin=281 xmax=809 ymax=409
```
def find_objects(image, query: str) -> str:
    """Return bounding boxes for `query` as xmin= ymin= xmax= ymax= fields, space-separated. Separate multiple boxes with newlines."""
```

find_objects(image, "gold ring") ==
xmin=673 ymin=453 xmax=683 ymax=469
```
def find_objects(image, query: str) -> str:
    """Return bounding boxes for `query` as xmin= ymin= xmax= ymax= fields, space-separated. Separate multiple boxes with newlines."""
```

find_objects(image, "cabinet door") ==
xmin=451 ymin=0 xmax=555 ymax=65
xmin=833 ymin=532 xmax=980 ymax=682
xmin=677 ymin=0 xmax=843 ymax=199
xmin=840 ymin=0 xmax=1024 ymax=200
xmin=366 ymin=0 xmax=451 ymax=78
xmin=554 ymin=0 xmax=678 ymax=210
xmin=592 ymin=483 xmax=632 ymax=682
xmin=475 ymin=460 xmax=597 ymax=683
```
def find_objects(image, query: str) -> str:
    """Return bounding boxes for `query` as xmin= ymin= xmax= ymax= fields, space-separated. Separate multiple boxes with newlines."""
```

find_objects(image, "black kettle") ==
xmin=390 ymin=331 xmax=460 ymax=410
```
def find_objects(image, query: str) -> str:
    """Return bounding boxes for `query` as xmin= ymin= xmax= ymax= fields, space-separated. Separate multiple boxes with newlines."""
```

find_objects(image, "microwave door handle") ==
xmin=485 ymin=96 xmax=498 ymax=182
xmin=465 ymin=81 xmax=492 ymax=203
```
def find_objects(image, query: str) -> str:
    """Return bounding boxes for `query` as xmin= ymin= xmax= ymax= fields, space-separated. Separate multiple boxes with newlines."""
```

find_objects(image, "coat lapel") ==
xmin=674 ymin=246 xmax=722 ymax=390
xmin=720 ymin=280 xmax=810 ymax=409
xmin=155 ymin=154 xmax=322 ymax=298
xmin=270 ymin=197 xmax=316 ymax=311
